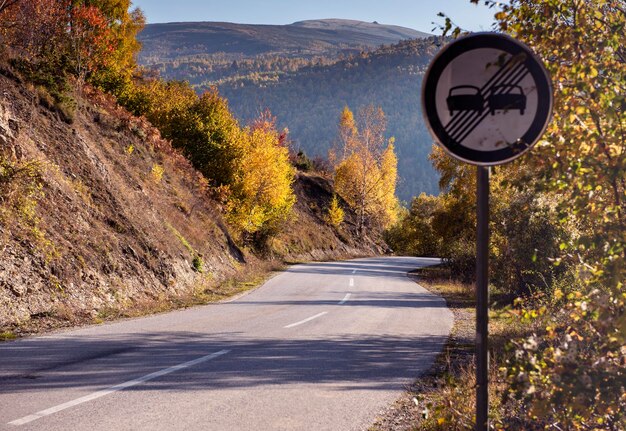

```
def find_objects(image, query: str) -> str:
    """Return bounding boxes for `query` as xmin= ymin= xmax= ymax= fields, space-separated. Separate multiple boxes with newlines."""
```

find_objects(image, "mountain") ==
xmin=137 ymin=20 xmax=440 ymax=201
xmin=289 ymin=19 xmax=429 ymax=40
xmin=217 ymin=38 xmax=442 ymax=200
xmin=138 ymin=19 xmax=430 ymax=62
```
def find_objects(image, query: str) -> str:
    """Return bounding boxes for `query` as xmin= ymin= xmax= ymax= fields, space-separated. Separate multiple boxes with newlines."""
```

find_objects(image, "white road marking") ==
xmin=284 ymin=312 xmax=328 ymax=328
xmin=352 ymin=269 xmax=357 ymax=274
xmin=8 ymin=349 xmax=230 ymax=426
xmin=338 ymin=293 xmax=351 ymax=305
xmin=349 ymin=278 xmax=354 ymax=287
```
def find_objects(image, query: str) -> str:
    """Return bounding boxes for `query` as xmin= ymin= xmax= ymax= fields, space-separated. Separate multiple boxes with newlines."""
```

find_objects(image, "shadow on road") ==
xmin=0 ymin=332 xmax=447 ymax=393
xmin=285 ymin=257 xmax=442 ymax=280
xmin=232 ymin=290 xmax=447 ymax=309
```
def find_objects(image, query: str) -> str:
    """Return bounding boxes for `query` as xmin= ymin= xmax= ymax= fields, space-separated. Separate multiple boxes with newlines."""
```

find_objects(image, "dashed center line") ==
xmin=284 ymin=312 xmax=328 ymax=328
xmin=338 ymin=293 xmax=351 ymax=305
xmin=7 ymin=349 xmax=230 ymax=426
xmin=349 ymin=277 xmax=354 ymax=287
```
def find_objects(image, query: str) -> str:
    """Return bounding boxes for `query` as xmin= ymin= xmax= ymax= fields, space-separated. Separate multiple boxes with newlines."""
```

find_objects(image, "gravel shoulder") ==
xmin=370 ymin=270 xmax=475 ymax=431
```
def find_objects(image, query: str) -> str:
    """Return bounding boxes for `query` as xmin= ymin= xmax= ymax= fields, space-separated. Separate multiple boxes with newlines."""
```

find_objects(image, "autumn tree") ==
xmin=326 ymin=194 xmax=344 ymax=227
xmin=68 ymin=4 xmax=115 ymax=85
xmin=0 ymin=0 xmax=19 ymax=14
xmin=384 ymin=192 xmax=442 ymax=257
xmin=0 ymin=0 xmax=143 ymax=97
xmin=332 ymin=105 xmax=398 ymax=235
xmin=80 ymin=0 xmax=145 ymax=96
xmin=226 ymin=114 xmax=295 ymax=243
xmin=0 ymin=0 xmax=69 ymax=65
xmin=157 ymin=87 xmax=241 ymax=187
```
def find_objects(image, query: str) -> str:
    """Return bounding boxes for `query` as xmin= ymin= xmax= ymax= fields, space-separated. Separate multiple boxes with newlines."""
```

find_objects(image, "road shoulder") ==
xmin=370 ymin=269 xmax=475 ymax=430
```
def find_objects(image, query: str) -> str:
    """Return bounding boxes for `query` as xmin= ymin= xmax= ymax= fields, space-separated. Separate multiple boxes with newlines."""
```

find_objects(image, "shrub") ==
xmin=0 ymin=156 xmax=44 ymax=227
xmin=292 ymin=150 xmax=314 ymax=172
xmin=150 ymin=163 xmax=164 ymax=183
xmin=326 ymin=194 xmax=344 ymax=227
xmin=192 ymin=255 xmax=204 ymax=273
xmin=385 ymin=193 xmax=442 ymax=257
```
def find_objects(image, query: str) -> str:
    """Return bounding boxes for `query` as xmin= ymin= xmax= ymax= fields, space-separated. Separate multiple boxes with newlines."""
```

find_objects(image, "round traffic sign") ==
xmin=421 ymin=33 xmax=553 ymax=165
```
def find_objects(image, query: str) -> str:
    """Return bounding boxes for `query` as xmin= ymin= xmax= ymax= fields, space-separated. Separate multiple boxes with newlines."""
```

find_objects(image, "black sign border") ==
xmin=422 ymin=33 xmax=553 ymax=166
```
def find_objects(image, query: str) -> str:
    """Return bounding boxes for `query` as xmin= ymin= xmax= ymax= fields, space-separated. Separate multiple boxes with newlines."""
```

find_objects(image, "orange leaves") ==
xmin=0 ymin=0 xmax=144 ymax=96
xmin=69 ymin=4 xmax=116 ymax=78
xmin=0 ymin=0 xmax=70 ymax=61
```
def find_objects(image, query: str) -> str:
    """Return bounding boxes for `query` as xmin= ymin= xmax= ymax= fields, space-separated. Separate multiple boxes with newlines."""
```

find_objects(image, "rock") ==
xmin=9 ymin=284 xmax=27 ymax=297
xmin=8 ymin=118 xmax=19 ymax=133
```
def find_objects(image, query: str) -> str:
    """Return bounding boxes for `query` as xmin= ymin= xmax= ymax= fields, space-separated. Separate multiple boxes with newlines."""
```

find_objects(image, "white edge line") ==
xmin=8 ymin=349 xmax=230 ymax=426
xmin=284 ymin=311 xmax=328 ymax=329
xmin=338 ymin=293 xmax=351 ymax=305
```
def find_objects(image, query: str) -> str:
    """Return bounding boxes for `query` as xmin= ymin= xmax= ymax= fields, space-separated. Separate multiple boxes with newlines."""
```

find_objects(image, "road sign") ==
xmin=422 ymin=33 xmax=553 ymax=165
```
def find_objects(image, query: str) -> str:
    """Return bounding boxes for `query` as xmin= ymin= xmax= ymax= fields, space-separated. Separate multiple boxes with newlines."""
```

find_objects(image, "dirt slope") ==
xmin=0 ymin=71 xmax=383 ymax=335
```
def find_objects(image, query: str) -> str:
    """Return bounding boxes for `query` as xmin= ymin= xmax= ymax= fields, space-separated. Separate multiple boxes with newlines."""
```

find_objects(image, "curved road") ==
xmin=0 ymin=256 xmax=452 ymax=431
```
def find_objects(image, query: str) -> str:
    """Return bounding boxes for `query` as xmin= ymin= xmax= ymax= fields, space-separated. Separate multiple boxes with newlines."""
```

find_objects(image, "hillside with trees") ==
xmin=137 ymin=21 xmax=439 ymax=201
xmin=137 ymin=19 xmax=430 ymax=91
xmin=217 ymin=38 xmax=441 ymax=201
xmin=138 ymin=19 xmax=429 ymax=62
xmin=0 ymin=1 xmax=388 ymax=334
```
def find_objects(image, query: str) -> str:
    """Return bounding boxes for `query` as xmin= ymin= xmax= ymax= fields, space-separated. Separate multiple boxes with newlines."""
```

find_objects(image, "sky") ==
xmin=131 ymin=0 xmax=498 ymax=33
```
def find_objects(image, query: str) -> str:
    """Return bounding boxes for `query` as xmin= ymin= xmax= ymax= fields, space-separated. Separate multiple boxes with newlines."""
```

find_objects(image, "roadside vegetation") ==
xmin=385 ymin=0 xmax=625 ymax=429
xmin=2 ymin=0 xmax=621 ymax=428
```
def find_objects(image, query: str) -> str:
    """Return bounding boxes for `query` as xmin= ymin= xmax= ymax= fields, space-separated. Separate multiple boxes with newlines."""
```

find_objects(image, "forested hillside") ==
xmin=217 ymin=38 xmax=442 ymax=200
xmin=140 ymin=33 xmax=442 ymax=200
xmin=137 ymin=19 xmax=429 ymax=88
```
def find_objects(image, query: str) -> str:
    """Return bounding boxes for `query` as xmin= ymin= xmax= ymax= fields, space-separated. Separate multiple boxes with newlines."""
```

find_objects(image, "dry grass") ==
xmin=91 ymin=259 xmax=285 ymax=324
xmin=0 ymin=331 xmax=17 ymax=341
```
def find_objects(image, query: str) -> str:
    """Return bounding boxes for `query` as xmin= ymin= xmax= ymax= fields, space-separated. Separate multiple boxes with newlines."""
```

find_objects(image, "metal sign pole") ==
xmin=476 ymin=165 xmax=490 ymax=431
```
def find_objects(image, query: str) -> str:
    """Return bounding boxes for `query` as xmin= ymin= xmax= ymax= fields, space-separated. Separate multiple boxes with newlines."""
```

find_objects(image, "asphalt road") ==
xmin=0 ymin=256 xmax=453 ymax=431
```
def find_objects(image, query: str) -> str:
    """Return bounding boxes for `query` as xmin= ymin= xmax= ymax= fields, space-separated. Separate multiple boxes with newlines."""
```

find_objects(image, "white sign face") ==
xmin=422 ymin=33 xmax=553 ymax=165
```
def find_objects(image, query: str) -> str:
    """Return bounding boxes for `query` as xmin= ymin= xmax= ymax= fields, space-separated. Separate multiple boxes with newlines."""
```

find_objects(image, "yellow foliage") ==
xmin=332 ymin=105 xmax=398 ymax=232
xmin=226 ymin=119 xmax=295 ymax=236
xmin=326 ymin=194 xmax=344 ymax=227
xmin=150 ymin=163 xmax=164 ymax=183
xmin=376 ymin=140 xmax=399 ymax=226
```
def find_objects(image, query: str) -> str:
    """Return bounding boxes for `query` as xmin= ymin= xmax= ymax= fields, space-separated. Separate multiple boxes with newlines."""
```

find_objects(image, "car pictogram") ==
xmin=446 ymin=85 xmax=484 ymax=115
xmin=488 ymin=84 xmax=526 ymax=115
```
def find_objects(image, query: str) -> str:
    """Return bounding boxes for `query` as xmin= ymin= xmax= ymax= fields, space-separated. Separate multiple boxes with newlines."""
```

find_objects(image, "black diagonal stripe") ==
xmin=449 ymin=65 xmax=528 ymax=141
xmin=453 ymin=69 xmax=529 ymax=143
xmin=444 ymin=54 xmax=523 ymax=132
xmin=454 ymin=70 xmax=530 ymax=144
xmin=446 ymin=63 xmax=524 ymax=137
xmin=446 ymin=62 xmax=525 ymax=137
